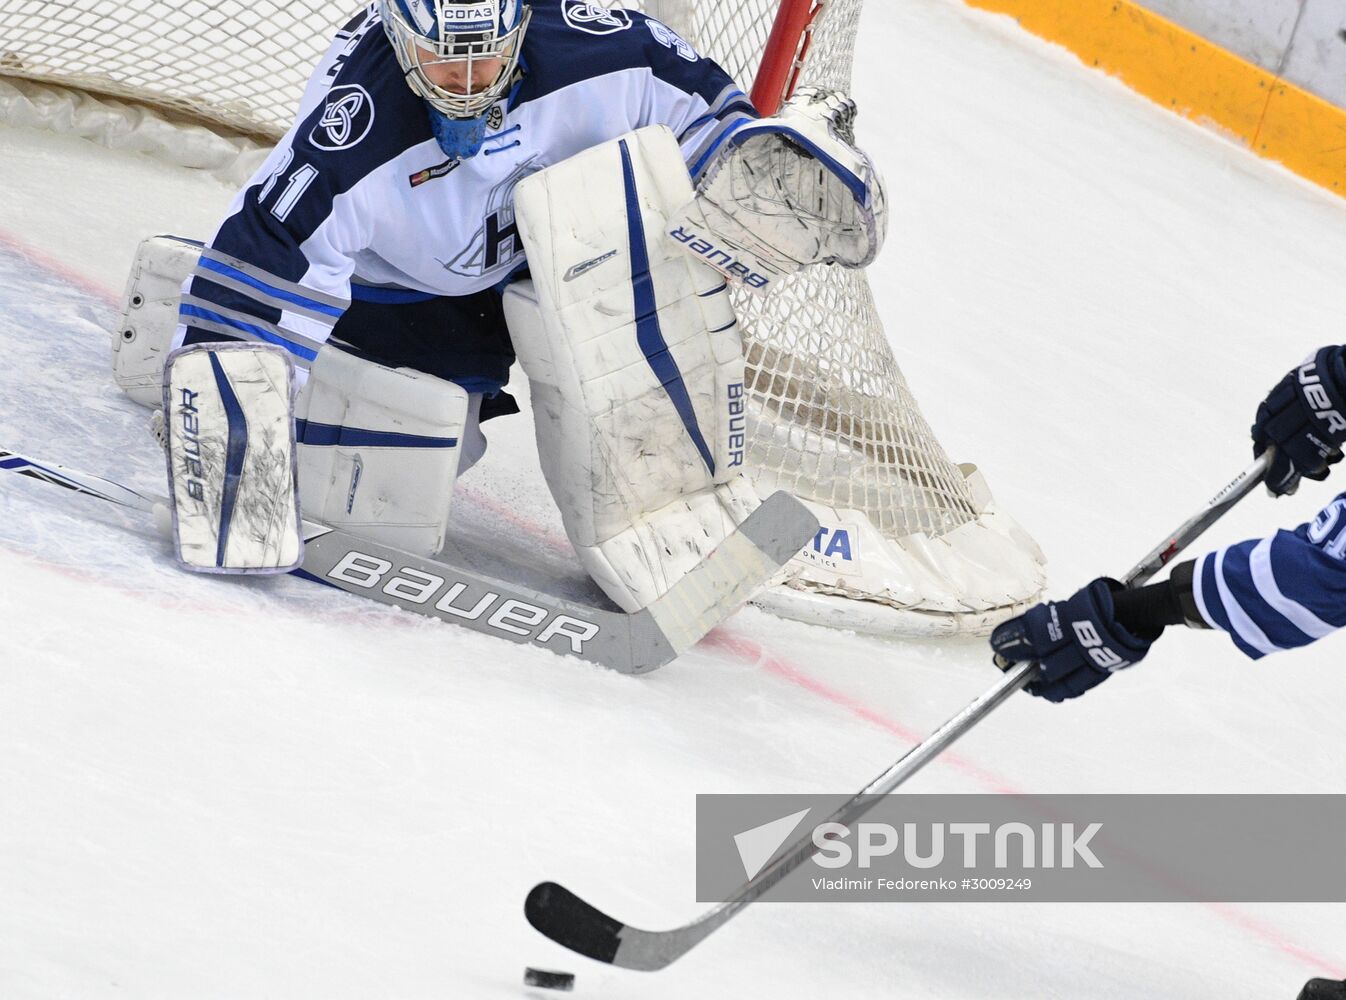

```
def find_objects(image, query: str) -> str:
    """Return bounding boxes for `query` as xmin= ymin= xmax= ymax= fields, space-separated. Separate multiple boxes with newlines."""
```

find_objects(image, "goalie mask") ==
xmin=380 ymin=0 xmax=531 ymax=156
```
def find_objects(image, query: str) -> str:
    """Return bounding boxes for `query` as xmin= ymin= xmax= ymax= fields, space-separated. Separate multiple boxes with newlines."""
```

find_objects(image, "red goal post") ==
xmin=751 ymin=0 xmax=825 ymax=114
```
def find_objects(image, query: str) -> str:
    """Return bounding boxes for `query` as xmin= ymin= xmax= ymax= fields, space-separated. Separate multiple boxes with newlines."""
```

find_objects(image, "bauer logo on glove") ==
xmin=991 ymin=578 xmax=1153 ymax=703
xmin=668 ymin=86 xmax=889 ymax=294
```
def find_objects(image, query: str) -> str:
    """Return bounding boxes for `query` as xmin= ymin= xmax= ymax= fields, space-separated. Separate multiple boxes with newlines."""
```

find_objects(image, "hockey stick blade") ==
xmin=525 ymin=457 xmax=1270 ymax=970
xmin=524 ymin=883 xmax=626 ymax=965
xmin=300 ymin=490 xmax=816 ymax=672
xmin=2 ymin=446 xmax=817 ymax=673
xmin=525 ymin=880 xmax=740 ymax=971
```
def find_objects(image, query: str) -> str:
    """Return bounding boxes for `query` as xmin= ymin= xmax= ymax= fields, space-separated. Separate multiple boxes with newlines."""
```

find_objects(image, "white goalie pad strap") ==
xmin=296 ymin=347 xmax=469 ymax=557
xmin=672 ymin=87 xmax=889 ymax=293
xmin=163 ymin=343 xmax=302 ymax=574
xmin=114 ymin=235 xmax=203 ymax=407
xmin=507 ymin=125 xmax=762 ymax=612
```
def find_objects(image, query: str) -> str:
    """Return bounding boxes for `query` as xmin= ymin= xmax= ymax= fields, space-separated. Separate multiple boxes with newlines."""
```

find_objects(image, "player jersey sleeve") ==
xmin=627 ymin=13 xmax=760 ymax=179
xmin=178 ymin=147 xmax=361 ymax=373
xmin=1191 ymin=491 xmax=1346 ymax=659
xmin=175 ymin=7 xmax=388 ymax=374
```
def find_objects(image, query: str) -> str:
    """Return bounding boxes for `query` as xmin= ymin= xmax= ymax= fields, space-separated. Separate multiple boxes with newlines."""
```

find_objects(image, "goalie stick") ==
xmin=524 ymin=454 xmax=1271 ymax=970
xmin=0 ymin=448 xmax=818 ymax=674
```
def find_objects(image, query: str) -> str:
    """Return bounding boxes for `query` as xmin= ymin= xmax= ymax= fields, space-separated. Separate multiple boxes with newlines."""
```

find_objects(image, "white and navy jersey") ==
xmin=178 ymin=0 xmax=756 ymax=372
xmin=1193 ymin=491 xmax=1346 ymax=659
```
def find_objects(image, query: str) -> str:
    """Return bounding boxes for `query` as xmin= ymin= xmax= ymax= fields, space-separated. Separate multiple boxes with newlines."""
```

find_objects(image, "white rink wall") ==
xmin=1136 ymin=0 xmax=1346 ymax=108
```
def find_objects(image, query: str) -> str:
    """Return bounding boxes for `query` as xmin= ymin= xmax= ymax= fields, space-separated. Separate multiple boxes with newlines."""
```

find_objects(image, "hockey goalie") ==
xmin=110 ymin=0 xmax=893 ymax=654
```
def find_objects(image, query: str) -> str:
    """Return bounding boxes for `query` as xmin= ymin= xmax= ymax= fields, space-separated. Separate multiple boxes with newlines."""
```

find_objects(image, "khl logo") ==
xmin=562 ymin=1 xmax=632 ymax=34
xmin=309 ymin=85 xmax=375 ymax=151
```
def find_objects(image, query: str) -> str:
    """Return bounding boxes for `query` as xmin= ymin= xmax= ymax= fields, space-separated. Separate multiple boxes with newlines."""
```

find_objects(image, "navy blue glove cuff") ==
xmin=1254 ymin=346 xmax=1346 ymax=495
xmin=991 ymin=578 xmax=1154 ymax=703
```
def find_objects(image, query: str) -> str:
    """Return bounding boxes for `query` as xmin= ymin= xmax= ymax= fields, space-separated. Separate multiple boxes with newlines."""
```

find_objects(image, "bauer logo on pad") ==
xmin=163 ymin=344 xmax=303 ymax=575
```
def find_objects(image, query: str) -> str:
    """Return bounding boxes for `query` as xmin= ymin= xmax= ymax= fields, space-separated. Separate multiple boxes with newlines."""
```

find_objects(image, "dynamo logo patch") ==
xmin=309 ymin=85 xmax=376 ymax=151
xmin=562 ymin=1 xmax=632 ymax=34
xmin=648 ymin=19 xmax=698 ymax=61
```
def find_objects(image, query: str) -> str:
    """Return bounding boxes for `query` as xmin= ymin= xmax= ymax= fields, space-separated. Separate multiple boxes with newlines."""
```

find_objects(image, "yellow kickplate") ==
xmin=963 ymin=0 xmax=1346 ymax=198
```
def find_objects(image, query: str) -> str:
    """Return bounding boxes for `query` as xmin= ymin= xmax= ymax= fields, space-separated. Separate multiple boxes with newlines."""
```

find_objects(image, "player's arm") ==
xmin=619 ymin=13 xmax=760 ymax=180
xmin=990 ymin=346 xmax=1346 ymax=702
xmin=991 ymin=494 xmax=1346 ymax=702
xmin=175 ymin=140 xmax=358 ymax=379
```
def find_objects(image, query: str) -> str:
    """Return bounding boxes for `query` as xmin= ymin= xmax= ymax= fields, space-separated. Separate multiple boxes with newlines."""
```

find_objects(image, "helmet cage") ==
xmin=381 ymin=1 xmax=531 ymax=119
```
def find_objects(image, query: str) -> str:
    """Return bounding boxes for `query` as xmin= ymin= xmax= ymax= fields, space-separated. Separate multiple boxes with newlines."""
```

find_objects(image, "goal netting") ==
xmin=0 ymin=0 xmax=1045 ymax=635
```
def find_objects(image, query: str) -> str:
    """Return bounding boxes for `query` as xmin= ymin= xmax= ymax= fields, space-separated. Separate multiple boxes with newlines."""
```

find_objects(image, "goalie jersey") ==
xmin=176 ymin=0 xmax=756 ymax=390
xmin=1193 ymin=490 xmax=1346 ymax=659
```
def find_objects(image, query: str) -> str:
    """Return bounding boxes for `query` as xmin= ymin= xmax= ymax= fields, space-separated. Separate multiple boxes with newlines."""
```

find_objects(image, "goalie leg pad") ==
xmin=114 ymin=235 xmax=202 ymax=407
xmin=296 ymin=347 xmax=470 ymax=557
xmin=163 ymin=343 xmax=302 ymax=573
xmin=507 ymin=126 xmax=763 ymax=613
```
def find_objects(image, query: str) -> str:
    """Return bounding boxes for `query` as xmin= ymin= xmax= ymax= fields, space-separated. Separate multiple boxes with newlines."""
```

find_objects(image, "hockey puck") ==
xmin=524 ymin=967 xmax=575 ymax=991
xmin=1299 ymin=980 xmax=1346 ymax=1000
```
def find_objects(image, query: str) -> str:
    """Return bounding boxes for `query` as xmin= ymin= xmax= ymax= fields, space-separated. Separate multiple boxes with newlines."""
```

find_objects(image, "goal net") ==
xmin=0 ymin=0 xmax=1045 ymax=635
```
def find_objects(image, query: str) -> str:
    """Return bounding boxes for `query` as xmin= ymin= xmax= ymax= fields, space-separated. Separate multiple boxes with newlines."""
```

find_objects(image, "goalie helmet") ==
xmin=380 ymin=0 xmax=531 ymax=156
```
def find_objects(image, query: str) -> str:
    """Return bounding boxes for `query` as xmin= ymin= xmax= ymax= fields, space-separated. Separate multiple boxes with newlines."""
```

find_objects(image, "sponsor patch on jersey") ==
xmin=562 ymin=0 xmax=631 ymax=35
xmin=309 ymin=84 xmax=376 ymax=151
xmin=409 ymin=156 xmax=464 ymax=188
xmin=647 ymin=19 xmax=698 ymax=61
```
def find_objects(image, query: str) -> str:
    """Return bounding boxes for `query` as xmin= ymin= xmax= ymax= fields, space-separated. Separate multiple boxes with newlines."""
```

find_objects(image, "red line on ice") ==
xmin=0 ymin=226 xmax=121 ymax=308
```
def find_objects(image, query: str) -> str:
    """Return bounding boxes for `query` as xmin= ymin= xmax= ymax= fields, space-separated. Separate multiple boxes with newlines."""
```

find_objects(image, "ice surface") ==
xmin=1 ymin=1 xmax=1343 ymax=997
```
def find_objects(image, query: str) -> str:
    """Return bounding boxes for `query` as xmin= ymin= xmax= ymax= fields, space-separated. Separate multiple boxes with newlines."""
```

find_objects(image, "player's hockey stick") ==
xmin=0 ymin=448 xmax=819 ymax=674
xmin=524 ymin=453 xmax=1271 ymax=970
xmin=0 ymin=449 xmax=165 ymax=515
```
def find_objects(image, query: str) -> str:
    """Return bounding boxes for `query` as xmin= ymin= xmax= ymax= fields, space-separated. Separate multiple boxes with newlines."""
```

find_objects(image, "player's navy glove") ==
xmin=990 ymin=578 xmax=1153 ymax=703
xmin=1253 ymin=345 xmax=1346 ymax=496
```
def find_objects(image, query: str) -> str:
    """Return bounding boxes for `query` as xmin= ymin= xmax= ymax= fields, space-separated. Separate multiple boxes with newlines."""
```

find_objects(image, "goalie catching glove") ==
xmin=670 ymin=87 xmax=889 ymax=293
